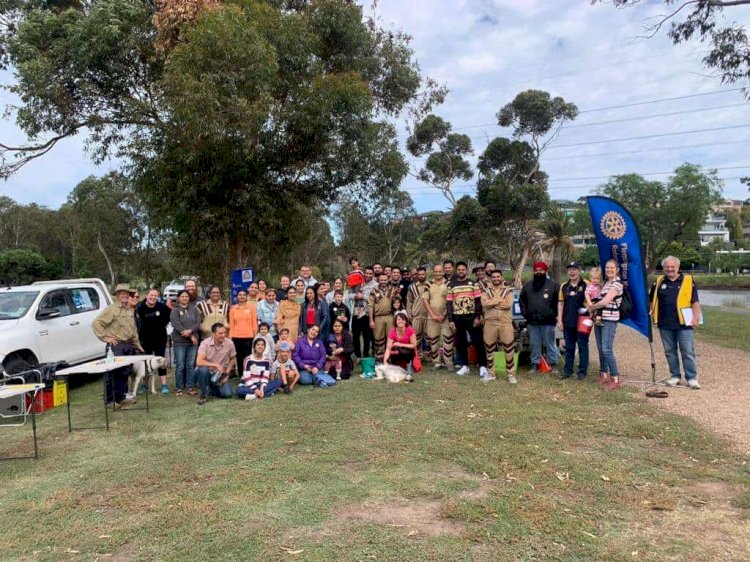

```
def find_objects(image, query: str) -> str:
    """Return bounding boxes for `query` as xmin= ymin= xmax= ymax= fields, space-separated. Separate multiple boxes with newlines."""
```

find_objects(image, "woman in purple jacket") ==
xmin=293 ymin=324 xmax=327 ymax=385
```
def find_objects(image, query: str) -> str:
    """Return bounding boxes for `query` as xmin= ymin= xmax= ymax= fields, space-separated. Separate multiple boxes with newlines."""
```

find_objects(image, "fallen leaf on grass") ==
xmin=600 ymin=475 xmax=610 ymax=482
xmin=434 ymin=399 xmax=445 ymax=403
xmin=555 ymin=472 xmax=570 ymax=482
xmin=65 ymin=549 xmax=80 ymax=554
xmin=97 ymin=535 xmax=111 ymax=539
xmin=407 ymin=530 xmax=418 ymax=537
xmin=281 ymin=547 xmax=304 ymax=555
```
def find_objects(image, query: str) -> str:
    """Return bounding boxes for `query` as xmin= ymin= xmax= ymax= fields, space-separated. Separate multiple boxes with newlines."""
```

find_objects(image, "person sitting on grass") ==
xmin=325 ymin=319 xmax=354 ymax=380
xmin=255 ymin=322 xmax=276 ymax=362
xmin=237 ymin=339 xmax=280 ymax=400
xmin=195 ymin=323 xmax=236 ymax=405
xmin=292 ymin=324 xmax=328 ymax=386
xmin=383 ymin=311 xmax=417 ymax=373
xmin=273 ymin=342 xmax=300 ymax=394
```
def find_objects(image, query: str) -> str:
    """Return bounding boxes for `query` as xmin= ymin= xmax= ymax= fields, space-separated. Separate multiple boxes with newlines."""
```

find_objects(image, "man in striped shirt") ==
xmin=447 ymin=262 xmax=489 ymax=378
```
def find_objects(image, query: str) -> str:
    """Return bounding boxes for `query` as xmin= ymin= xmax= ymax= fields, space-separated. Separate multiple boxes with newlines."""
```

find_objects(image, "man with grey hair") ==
xmin=649 ymin=255 xmax=702 ymax=389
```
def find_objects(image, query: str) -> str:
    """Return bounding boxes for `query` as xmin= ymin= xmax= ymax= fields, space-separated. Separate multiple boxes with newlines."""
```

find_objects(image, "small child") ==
xmin=585 ymin=267 xmax=604 ymax=326
xmin=392 ymin=295 xmax=404 ymax=315
xmin=275 ymin=328 xmax=295 ymax=355
xmin=273 ymin=342 xmax=300 ymax=394
xmin=347 ymin=257 xmax=365 ymax=292
xmin=237 ymin=339 xmax=275 ymax=400
xmin=255 ymin=323 xmax=276 ymax=362
xmin=329 ymin=290 xmax=351 ymax=330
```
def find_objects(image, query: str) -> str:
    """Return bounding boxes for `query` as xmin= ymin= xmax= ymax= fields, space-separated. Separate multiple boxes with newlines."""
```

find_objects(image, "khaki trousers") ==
xmin=483 ymin=318 xmax=515 ymax=375
xmin=373 ymin=315 xmax=393 ymax=361
xmin=425 ymin=318 xmax=454 ymax=368
xmin=411 ymin=316 xmax=428 ymax=360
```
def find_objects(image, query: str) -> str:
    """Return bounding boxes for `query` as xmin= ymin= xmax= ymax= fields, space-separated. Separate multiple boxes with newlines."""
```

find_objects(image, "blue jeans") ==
xmin=236 ymin=379 xmax=282 ymax=398
xmin=594 ymin=321 xmax=618 ymax=376
xmin=563 ymin=327 xmax=589 ymax=378
xmin=195 ymin=367 xmax=233 ymax=399
xmin=659 ymin=328 xmax=698 ymax=381
xmin=173 ymin=344 xmax=197 ymax=391
xmin=528 ymin=324 xmax=558 ymax=367
xmin=299 ymin=369 xmax=316 ymax=385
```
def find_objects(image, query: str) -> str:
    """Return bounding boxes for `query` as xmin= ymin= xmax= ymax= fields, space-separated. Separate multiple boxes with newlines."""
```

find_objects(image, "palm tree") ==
xmin=535 ymin=205 xmax=576 ymax=283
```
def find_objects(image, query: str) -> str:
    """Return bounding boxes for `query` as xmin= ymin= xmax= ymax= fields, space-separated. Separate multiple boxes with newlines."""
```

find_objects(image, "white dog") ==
xmin=126 ymin=356 xmax=167 ymax=400
xmin=374 ymin=364 xmax=413 ymax=384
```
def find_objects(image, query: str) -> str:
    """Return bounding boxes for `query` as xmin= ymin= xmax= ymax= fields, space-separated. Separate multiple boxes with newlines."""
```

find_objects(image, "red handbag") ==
xmin=412 ymin=354 xmax=422 ymax=373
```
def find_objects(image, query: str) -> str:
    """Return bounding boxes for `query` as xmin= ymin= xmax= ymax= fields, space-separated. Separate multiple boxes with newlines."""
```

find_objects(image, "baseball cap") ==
xmin=566 ymin=261 xmax=581 ymax=270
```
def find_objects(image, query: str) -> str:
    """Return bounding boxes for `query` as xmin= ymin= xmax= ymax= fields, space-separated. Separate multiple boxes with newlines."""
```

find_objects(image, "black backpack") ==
xmin=618 ymin=288 xmax=633 ymax=322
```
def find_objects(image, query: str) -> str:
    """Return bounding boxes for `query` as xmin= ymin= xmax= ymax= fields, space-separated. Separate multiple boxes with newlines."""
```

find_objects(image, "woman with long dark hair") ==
xmin=299 ymin=285 xmax=330 ymax=344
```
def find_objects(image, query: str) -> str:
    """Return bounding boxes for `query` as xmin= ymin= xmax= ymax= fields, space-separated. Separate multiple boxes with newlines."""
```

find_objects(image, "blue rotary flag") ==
xmin=586 ymin=196 xmax=652 ymax=341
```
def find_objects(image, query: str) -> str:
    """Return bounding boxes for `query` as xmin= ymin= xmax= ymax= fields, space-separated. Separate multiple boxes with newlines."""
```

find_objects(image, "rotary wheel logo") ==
xmin=600 ymin=211 xmax=627 ymax=240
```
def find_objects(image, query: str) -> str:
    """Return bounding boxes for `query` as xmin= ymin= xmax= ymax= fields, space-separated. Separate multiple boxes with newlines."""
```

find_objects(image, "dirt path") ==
xmin=608 ymin=328 xmax=750 ymax=455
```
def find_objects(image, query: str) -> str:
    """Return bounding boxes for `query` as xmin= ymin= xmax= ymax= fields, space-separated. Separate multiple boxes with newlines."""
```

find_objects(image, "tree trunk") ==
xmin=96 ymin=231 xmax=116 ymax=289
xmin=552 ymin=246 xmax=562 ymax=284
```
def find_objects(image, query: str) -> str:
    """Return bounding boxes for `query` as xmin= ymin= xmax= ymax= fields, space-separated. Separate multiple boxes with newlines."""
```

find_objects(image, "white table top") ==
xmin=0 ymin=383 xmax=45 ymax=399
xmin=56 ymin=355 xmax=162 ymax=376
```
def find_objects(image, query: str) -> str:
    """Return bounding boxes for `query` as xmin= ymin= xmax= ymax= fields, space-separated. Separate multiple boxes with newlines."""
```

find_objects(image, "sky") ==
xmin=1 ymin=0 xmax=749 ymax=213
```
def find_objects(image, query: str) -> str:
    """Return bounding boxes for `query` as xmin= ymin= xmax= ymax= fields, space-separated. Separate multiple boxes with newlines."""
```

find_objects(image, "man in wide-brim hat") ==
xmin=92 ymin=283 xmax=144 ymax=408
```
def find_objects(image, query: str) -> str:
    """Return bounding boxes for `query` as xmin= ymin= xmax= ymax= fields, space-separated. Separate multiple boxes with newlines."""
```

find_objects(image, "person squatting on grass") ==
xmin=650 ymin=255 xmax=702 ymax=390
xmin=195 ymin=323 xmax=236 ymax=405
xmin=326 ymin=320 xmax=354 ymax=380
xmin=383 ymin=311 xmax=417 ymax=372
xmin=273 ymin=342 xmax=300 ymax=394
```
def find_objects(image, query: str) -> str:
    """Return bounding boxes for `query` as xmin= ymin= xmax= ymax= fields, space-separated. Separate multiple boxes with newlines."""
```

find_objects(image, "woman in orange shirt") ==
xmin=230 ymin=289 xmax=258 ymax=375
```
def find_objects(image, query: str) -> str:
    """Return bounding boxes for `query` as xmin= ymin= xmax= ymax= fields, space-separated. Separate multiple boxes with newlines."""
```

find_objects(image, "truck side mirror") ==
xmin=37 ymin=307 xmax=61 ymax=319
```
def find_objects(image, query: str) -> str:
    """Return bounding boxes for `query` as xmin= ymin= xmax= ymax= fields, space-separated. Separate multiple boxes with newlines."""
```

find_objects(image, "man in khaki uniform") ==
xmin=423 ymin=264 xmax=454 ymax=369
xmin=369 ymin=273 xmax=396 ymax=361
xmin=481 ymin=270 xmax=516 ymax=383
xmin=92 ymin=283 xmax=144 ymax=407
xmin=406 ymin=266 xmax=430 ymax=361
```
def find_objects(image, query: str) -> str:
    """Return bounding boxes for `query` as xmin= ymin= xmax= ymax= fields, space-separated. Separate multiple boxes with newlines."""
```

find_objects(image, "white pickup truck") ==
xmin=0 ymin=278 xmax=112 ymax=374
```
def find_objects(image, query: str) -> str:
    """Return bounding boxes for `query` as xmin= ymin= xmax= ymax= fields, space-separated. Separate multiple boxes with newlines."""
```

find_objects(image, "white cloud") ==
xmin=1 ymin=0 xmax=749 ymax=213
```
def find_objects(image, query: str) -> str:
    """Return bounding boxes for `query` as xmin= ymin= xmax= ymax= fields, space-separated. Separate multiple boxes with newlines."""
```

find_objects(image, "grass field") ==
xmin=698 ymin=306 xmax=750 ymax=351
xmin=1 ymin=368 xmax=749 ymax=561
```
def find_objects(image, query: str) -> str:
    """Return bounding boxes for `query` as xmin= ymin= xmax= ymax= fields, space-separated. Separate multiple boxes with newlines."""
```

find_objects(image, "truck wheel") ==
xmin=3 ymin=355 xmax=37 ymax=375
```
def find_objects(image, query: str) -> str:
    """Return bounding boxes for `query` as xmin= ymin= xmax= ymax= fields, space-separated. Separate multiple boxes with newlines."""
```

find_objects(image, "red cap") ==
xmin=533 ymin=261 xmax=549 ymax=272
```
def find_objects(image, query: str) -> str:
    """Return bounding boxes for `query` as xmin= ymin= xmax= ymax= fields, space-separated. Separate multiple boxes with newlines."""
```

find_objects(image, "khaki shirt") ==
xmin=481 ymin=282 xmax=514 ymax=323
xmin=407 ymin=281 xmax=429 ymax=319
xmin=92 ymin=303 xmax=142 ymax=350
xmin=423 ymin=280 xmax=448 ymax=317
xmin=368 ymin=286 xmax=395 ymax=317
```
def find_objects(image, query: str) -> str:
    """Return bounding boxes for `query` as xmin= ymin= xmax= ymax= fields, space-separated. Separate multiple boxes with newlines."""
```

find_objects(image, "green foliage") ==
xmin=599 ymin=164 xmax=723 ymax=272
xmin=497 ymin=89 xmax=578 ymax=149
xmin=0 ymin=248 xmax=52 ymax=285
xmin=407 ymin=114 xmax=473 ymax=208
xmin=577 ymin=246 xmax=600 ymax=268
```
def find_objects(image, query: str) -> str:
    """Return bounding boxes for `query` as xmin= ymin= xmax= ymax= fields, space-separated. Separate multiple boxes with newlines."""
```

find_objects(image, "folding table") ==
xmin=0 ymin=383 xmax=45 ymax=460
xmin=55 ymin=355 xmax=160 ymax=431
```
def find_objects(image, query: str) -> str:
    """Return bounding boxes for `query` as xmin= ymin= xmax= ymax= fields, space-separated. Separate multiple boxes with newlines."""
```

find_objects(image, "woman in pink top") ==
xmin=383 ymin=311 xmax=417 ymax=370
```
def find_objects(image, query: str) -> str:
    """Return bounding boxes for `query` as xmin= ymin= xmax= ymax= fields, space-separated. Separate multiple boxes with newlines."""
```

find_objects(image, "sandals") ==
xmin=175 ymin=389 xmax=183 ymax=396
xmin=186 ymin=389 xmax=198 ymax=396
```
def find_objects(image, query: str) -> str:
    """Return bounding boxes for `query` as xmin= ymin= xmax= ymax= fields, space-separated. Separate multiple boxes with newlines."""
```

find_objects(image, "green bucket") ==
xmin=493 ymin=351 xmax=519 ymax=374
xmin=360 ymin=357 xmax=376 ymax=376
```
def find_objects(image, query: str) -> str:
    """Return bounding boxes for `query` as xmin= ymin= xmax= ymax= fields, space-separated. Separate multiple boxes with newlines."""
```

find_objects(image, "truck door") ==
xmin=68 ymin=287 xmax=106 ymax=362
xmin=35 ymin=289 xmax=77 ymax=364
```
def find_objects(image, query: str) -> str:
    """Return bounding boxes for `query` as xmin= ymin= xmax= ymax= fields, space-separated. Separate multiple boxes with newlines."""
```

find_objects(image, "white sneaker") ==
xmin=479 ymin=366 xmax=489 ymax=379
xmin=456 ymin=365 xmax=469 ymax=376
xmin=666 ymin=377 xmax=680 ymax=387
xmin=508 ymin=374 xmax=517 ymax=384
xmin=244 ymin=394 xmax=256 ymax=401
xmin=688 ymin=379 xmax=701 ymax=389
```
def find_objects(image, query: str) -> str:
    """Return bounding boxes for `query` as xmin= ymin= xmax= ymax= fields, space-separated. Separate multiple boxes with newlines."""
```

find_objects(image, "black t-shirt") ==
xmin=559 ymin=279 xmax=588 ymax=329
xmin=653 ymin=274 xmax=699 ymax=330
xmin=137 ymin=301 xmax=171 ymax=342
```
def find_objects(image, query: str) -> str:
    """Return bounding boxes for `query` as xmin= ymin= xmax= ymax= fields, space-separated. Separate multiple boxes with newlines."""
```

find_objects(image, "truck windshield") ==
xmin=0 ymin=291 xmax=39 ymax=319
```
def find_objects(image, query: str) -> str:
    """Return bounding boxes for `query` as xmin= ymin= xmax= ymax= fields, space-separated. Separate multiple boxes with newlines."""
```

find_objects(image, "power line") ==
xmin=549 ymin=165 xmax=750 ymax=182
xmin=562 ymin=103 xmax=748 ymax=129
xmin=540 ymin=138 xmax=750 ymax=161
xmin=443 ymin=87 xmax=746 ymax=132
xmin=546 ymin=124 xmax=750 ymax=149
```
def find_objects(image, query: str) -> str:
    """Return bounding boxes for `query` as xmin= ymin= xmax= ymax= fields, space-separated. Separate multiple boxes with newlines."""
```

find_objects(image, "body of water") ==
xmin=698 ymin=289 xmax=750 ymax=307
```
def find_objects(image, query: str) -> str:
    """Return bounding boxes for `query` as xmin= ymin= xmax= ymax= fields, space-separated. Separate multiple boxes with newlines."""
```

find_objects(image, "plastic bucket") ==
xmin=577 ymin=315 xmax=593 ymax=336
xmin=493 ymin=351 xmax=519 ymax=374
xmin=360 ymin=357 xmax=376 ymax=376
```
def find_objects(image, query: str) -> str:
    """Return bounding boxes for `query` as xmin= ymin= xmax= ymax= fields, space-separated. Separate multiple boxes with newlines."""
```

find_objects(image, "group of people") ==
xmin=90 ymin=254 xmax=702 ymax=407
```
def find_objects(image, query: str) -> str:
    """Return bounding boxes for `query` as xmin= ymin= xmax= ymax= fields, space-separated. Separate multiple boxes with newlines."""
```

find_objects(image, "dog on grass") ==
xmin=374 ymin=364 xmax=413 ymax=384
xmin=126 ymin=356 xmax=167 ymax=400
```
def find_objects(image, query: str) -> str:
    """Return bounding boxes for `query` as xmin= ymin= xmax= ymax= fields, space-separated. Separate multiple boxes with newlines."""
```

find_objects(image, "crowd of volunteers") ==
xmin=90 ymin=255 xmax=702 ymax=406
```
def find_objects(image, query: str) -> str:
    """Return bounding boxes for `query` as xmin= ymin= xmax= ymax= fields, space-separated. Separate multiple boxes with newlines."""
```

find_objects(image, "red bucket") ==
xmin=577 ymin=315 xmax=594 ymax=336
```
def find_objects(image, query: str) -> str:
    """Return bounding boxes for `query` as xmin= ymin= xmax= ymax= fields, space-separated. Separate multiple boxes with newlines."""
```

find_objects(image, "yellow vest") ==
xmin=651 ymin=275 xmax=693 ymax=326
